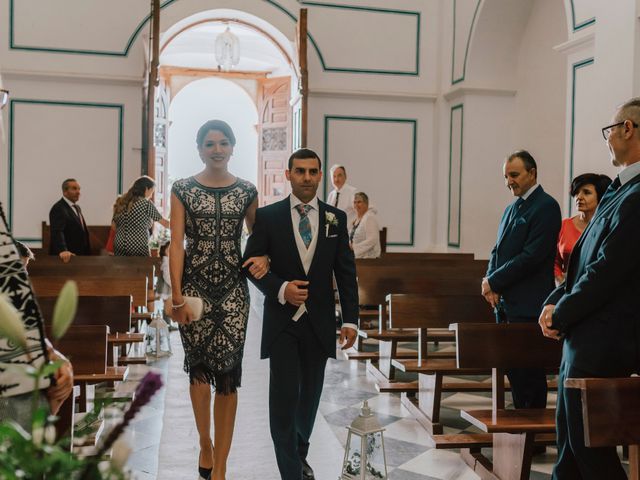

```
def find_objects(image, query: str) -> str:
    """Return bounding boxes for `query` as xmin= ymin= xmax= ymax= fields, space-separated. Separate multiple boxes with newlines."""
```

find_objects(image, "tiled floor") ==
xmin=122 ymin=287 xmax=625 ymax=479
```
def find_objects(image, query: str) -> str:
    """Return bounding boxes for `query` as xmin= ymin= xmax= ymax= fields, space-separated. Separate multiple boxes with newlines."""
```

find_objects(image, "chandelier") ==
xmin=215 ymin=26 xmax=240 ymax=71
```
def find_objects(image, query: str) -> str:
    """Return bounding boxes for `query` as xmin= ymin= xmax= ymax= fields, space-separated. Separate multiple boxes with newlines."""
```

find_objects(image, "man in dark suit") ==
xmin=483 ymin=150 xmax=561 ymax=409
xmin=243 ymin=148 xmax=358 ymax=480
xmin=48 ymin=178 xmax=91 ymax=262
xmin=539 ymin=98 xmax=640 ymax=479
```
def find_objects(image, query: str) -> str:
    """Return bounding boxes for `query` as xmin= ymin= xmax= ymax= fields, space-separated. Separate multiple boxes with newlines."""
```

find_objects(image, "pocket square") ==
xmin=327 ymin=234 xmax=338 ymax=238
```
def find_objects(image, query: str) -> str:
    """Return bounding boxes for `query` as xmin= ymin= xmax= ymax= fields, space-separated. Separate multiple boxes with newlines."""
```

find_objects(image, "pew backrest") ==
xmin=38 ymin=295 xmax=132 ymax=333
xmin=387 ymin=294 xmax=494 ymax=329
xmin=48 ymin=325 xmax=108 ymax=375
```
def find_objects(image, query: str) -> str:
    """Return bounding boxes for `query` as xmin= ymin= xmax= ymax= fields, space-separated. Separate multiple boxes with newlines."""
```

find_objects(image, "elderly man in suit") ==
xmin=48 ymin=178 xmax=91 ymax=262
xmin=483 ymin=150 xmax=561 ymax=410
xmin=539 ymin=98 xmax=640 ymax=479
xmin=243 ymin=148 xmax=358 ymax=480
xmin=326 ymin=164 xmax=358 ymax=226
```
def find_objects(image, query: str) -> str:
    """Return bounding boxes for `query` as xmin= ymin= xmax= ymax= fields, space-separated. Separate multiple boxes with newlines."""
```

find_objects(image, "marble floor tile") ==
xmin=383 ymin=417 xmax=434 ymax=447
xmin=398 ymin=449 xmax=480 ymax=480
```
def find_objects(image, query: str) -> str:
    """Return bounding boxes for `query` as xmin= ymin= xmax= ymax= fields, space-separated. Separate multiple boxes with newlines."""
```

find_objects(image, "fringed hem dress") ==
xmin=171 ymin=177 xmax=257 ymax=394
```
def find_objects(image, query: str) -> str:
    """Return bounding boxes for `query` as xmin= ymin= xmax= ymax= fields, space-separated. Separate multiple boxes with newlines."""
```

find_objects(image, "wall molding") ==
xmin=553 ymin=29 xmax=594 ymax=54
xmin=310 ymin=89 xmax=437 ymax=102
xmin=7 ymin=99 xmax=124 ymax=231
xmin=569 ymin=0 xmax=595 ymax=32
xmin=323 ymin=114 xmax=417 ymax=246
xmin=1 ymin=69 xmax=144 ymax=86
xmin=451 ymin=0 xmax=482 ymax=85
xmin=298 ymin=1 xmax=421 ymax=75
xmin=448 ymin=104 xmax=463 ymax=247
xmin=568 ymin=57 xmax=594 ymax=213
xmin=9 ymin=0 xmax=420 ymax=76
xmin=443 ymin=86 xmax=516 ymax=102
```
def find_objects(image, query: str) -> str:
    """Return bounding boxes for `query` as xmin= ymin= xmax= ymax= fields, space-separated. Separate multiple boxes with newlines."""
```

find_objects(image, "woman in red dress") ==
xmin=555 ymin=173 xmax=612 ymax=284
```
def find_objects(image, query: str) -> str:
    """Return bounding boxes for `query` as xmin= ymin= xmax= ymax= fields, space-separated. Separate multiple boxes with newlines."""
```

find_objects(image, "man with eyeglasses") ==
xmin=539 ymin=98 xmax=640 ymax=479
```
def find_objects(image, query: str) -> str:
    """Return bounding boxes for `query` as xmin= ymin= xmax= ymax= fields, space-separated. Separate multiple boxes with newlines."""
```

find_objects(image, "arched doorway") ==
xmin=152 ymin=8 xmax=306 ymax=212
xmin=167 ymin=77 xmax=258 ymax=186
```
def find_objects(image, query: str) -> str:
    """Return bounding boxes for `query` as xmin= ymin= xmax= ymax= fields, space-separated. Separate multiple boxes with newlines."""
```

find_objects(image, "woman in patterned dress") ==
xmin=112 ymin=176 xmax=169 ymax=256
xmin=170 ymin=120 xmax=267 ymax=480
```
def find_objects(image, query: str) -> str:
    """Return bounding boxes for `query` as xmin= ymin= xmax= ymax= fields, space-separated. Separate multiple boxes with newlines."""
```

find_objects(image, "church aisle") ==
xmin=128 ymin=286 xmax=556 ymax=479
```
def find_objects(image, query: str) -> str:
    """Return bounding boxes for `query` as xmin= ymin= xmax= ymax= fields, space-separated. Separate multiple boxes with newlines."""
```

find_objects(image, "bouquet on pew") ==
xmin=0 ymin=282 xmax=163 ymax=479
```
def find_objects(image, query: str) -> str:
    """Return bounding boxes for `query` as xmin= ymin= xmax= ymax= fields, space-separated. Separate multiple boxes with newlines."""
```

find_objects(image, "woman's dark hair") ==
xmin=570 ymin=173 xmax=612 ymax=202
xmin=196 ymin=120 xmax=236 ymax=148
xmin=114 ymin=175 xmax=156 ymax=216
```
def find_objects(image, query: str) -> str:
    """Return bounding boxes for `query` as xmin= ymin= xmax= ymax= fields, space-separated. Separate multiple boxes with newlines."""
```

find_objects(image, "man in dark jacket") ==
xmin=48 ymin=178 xmax=90 ymax=262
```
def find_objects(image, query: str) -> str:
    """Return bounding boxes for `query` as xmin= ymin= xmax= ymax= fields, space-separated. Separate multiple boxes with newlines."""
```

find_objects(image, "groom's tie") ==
xmin=295 ymin=204 xmax=313 ymax=248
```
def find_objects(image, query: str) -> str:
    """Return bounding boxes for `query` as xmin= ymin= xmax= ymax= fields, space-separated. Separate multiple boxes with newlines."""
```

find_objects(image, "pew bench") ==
xmin=565 ymin=377 xmax=640 ymax=480
xmin=451 ymin=322 xmax=562 ymax=480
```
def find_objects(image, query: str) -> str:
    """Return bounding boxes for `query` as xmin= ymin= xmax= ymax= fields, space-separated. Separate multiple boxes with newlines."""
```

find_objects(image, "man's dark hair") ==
xmin=570 ymin=173 xmax=612 ymax=202
xmin=61 ymin=178 xmax=77 ymax=191
xmin=507 ymin=150 xmax=537 ymax=178
xmin=288 ymin=148 xmax=322 ymax=170
xmin=196 ymin=120 xmax=236 ymax=148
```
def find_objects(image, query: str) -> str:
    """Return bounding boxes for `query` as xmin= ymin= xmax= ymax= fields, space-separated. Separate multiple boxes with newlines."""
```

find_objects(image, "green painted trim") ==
xmin=447 ymin=104 xmax=463 ymax=248
xmin=300 ymin=1 xmax=420 ymax=75
xmin=9 ymin=0 xmax=419 ymax=76
xmin=568 ymin=58 xmax=594 ymax=213
xmin=451 ymin=0 xmax=481 ymax=85
xmin=323 ymin=115 xmax=417 ymax=246
xmin=569 ymin=0 xmax=595 ymax=32
xmin=7 ymin=99 xmax=124 ymax=230
xmin=14 ymin=238 xmax=41 ymax=243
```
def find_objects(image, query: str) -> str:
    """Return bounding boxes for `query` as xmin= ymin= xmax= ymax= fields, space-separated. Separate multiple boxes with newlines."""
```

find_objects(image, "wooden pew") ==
xmin=445 ymin=323 xmax=561 ymax=480
xmin=384 ymin=294 xmax=494 ymax=434
xmin=47 ymin=325 xmax=129 ymax=413
xmin=42 ymin=221 xmax=112 ymax=255
xmin=28 ymin=255 xmax=157 ymax=283
xmin=31 ymin=275 xmax=148 ymax=311
xmin=37 ymin=295 xmax=145 ymax=365
xmin=565 ymin=377 xmax=640 ymax=480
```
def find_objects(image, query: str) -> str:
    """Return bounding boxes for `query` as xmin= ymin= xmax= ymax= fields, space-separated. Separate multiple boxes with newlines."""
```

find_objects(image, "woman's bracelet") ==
xmin=171 ymin=300 xmax=186 ymax=309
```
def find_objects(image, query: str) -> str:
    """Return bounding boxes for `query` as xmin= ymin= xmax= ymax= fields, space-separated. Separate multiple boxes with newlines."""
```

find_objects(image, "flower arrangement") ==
xmin=0 ymin=282 xmax=163 ymax=479
xmin=148 ymin=225 xmax=171 ymax=249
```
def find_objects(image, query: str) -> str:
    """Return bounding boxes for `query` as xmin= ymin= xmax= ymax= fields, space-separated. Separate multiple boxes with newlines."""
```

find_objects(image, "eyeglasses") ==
xmin=0 ymin=89 xmax=8 ymax=110
xmin=602 ymin=120 xmax=639 ymax=140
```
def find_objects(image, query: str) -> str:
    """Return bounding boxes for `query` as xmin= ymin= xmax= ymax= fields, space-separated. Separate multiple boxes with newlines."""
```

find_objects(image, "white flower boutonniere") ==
xmin=325 ymin=212 xmax=338 ymax=236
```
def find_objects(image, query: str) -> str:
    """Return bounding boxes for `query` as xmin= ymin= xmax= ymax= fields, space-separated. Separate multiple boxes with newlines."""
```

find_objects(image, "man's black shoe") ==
xmin=301 ymin=458 xmax=315 ymax=479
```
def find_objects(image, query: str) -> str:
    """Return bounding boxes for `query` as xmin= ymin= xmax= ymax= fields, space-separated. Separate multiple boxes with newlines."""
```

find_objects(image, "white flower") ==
xmin=32 ymin=426 xmax=44 ymax=446
xmin=0 ymin=294 xmax=27 ymax=350
xmin=325 ymin=212 xmax=338 ymax=226
xmin=44 ymin=424 xmax=57 ymax=445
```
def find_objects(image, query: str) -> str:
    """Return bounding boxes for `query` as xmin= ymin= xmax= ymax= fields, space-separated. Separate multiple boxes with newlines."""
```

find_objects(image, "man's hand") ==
xmin=339 ymin=326 xmax=357 ymax=350
xmin=481 ymin=277 xmax=500 ymax=308
xmin=284 ymin=280 xmax=309 ymax=306
xmin=242 ymin=255 xmax=270 ymax=280
xmin=46 ymin=349 xmax=74 ymax=415
xmin=59 ymin=251 xmax=74 ymax=263
xmin=538 ymin=304 xmax=562 ymax=340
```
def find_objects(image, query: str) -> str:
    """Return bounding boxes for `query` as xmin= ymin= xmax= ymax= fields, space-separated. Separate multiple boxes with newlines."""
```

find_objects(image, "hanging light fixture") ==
xmin=215 ymin=25 xmax=240 ymax=72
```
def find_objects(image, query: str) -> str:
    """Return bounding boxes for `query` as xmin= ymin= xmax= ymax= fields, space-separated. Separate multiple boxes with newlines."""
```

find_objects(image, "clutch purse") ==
xmin=184 ymin=296 xmax=204 ymax=321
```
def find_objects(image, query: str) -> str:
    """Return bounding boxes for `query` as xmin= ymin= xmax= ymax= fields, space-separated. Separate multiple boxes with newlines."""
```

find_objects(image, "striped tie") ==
xmin=295 ymin=204 xmax=312 ymax=248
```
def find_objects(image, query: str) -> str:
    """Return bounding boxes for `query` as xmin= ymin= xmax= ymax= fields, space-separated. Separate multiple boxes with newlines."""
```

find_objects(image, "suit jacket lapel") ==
xmin=281 ymin=197 xmax=306 ymax=276
xmin=63 ymin=201 xmax=83 ymax=229
xmin=496 ymin=203 xmax=517 ymax=247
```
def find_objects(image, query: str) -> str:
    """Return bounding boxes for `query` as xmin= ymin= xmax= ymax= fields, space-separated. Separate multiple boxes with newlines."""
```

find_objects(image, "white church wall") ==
xmin=0 ymin=76 xmax=142 ymax=243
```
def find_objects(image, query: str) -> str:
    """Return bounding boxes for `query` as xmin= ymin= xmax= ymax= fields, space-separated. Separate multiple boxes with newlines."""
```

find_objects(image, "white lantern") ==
xmin=340 ymin=400 xmax=388 ymax=479
xmin=146 ymin=312 xmax=172 ymax=357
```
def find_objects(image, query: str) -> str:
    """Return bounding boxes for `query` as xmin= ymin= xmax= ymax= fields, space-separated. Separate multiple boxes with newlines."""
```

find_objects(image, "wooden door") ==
xmin=293 ymin=8 xmax=308 ymax=149
xmin=257 ymin=76 xmax=291 ymax=206
xmin=153 ymin=79 xmax=170 ymax=215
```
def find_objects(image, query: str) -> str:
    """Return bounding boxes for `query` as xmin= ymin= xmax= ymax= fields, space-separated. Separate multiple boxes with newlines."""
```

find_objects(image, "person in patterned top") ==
xmin=112 ymin=176 xmax=169 ymax=256
xmin=169 ymin=120 xmax=268 ymax=480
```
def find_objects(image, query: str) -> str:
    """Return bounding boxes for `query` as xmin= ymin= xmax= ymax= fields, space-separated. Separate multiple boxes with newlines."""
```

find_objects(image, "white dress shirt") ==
xmin=62 ymin=196 xmax=82 ymax=219
xmin=619 ymin=161 xmax=640 ymax=185
xmin=327 ymin=183 xmax=357 ymax=226
xmin=277 ymin=194 xmax=357 ymax=331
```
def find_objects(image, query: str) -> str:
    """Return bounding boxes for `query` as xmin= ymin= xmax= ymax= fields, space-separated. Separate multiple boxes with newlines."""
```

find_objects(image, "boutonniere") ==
xmin=325 ymin=212 xmax=338 ymax=236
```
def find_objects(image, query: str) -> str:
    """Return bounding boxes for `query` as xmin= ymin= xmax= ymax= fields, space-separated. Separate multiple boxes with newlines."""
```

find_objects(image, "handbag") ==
xmin=183 ymin=296 xmax=204 ymax=321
